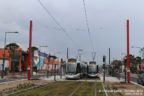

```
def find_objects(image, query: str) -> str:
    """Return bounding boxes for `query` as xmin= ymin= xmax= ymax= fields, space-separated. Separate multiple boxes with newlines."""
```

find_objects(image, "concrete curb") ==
xmin=119 ymin=77 xmax=144 ymax=89
xmin=131 ymin=81 xmax=144 ymax=89
xmin=0 ymin=79 xmax=26 ymax=85
xmin=4 ymin=82 xmax=51 ymax=96
xmin=102 ymin=83 xmax=108 ymax=96
xmin=4 ymin=85 xmax=39 ymax=96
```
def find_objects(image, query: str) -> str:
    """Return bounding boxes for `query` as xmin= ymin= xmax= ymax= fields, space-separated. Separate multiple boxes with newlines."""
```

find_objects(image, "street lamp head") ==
xmin=40 ymin=46 xmax=48 ymax=47
xmin=14 ymin=32 xmax=19 ymax=33
xmin=5 ymin=31 xmax=19 ymax=34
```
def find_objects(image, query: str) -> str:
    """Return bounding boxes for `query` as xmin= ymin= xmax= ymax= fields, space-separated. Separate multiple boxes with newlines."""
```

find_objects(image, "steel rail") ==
xmin=69 ymin=83 xmax=83 ymax=96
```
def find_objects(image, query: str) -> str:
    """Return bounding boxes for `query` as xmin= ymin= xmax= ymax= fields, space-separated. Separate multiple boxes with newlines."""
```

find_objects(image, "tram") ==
xmin=65 ymin=58 xmax=88 ymax=79
xmin=87 ymin=61 xmax=98 ymax=78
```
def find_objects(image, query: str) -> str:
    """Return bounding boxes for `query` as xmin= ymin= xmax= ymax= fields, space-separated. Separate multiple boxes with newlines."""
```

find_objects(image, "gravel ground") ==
xmin=104 ymin=82 xmax=144 ymax=96
xmin=0 ymin=79 xmax=53 ymax=92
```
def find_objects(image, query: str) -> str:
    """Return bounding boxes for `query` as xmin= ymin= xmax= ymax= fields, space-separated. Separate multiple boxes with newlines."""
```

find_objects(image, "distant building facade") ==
xmin=33 ymin=50 xmax=60 ymax=72
xmin=0 ymin=48 xmax=23 ymax=72
xmin=0 ymin=48 xmax=61 ymax=74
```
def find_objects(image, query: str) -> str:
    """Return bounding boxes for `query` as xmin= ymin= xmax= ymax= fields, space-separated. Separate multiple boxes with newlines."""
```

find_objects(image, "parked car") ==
xmin=137 ymin=73 xmax=144 ymax=85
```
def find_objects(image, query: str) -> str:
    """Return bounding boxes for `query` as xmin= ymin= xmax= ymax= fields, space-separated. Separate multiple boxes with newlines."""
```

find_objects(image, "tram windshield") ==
xmin=67 ymin=63 xmax=77 ymax=73
xmin=68 ymin=59 xmax=76 ymax=62
xmin=88 ymin=66 xmax=96 ymax=73
xmin=89 ymin=61 xmax=96 ymax=64
xmin=67 ymin=59 xmax=77 ymax=73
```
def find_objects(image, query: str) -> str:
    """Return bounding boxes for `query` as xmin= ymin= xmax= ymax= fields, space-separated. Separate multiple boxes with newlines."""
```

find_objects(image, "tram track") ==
xmin=43 ymin=81 xmax=77 ymax=96
xmin=10 ymin=80 xmax=100 ymax=96
xmin=69 ymin=82 xmax=96 ymax=96
xmin=67 ymin=78 xmax=99 ymax=96
xmin=69 ymin=83 xmax=83 ymax=96
xmin=95 ymin=79 xmax=97 ymax=96
xmin=12 ymin=81 xmax=77 ymax=96
xmin=43 ymin=81 xmax=84 ymax=96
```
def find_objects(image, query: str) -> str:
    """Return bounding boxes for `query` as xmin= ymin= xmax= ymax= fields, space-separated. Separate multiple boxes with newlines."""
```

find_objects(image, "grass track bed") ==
xmin=50 ymin=82 xmax=82 ymax=96
xmin=96 ymin=82 xmax=106 ymax=96
xmin=74 ymin=82 xmax=95 ymax=96
xmin=10 ymin=81 xmax=105 ymax=96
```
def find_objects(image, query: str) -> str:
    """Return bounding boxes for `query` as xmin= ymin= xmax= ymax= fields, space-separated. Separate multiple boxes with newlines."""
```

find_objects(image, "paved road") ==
xmin=109 ymin=72 xmax=138 ymax=83
xmin=120 ymin=75 xmax=137 ymax=83
xmin=0 ymin=74 xmax=47 ymax=83
xmin=0 ymin=73 xmax=139 ymax=85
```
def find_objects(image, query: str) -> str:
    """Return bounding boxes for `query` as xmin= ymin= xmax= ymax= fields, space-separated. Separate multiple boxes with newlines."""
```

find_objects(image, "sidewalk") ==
xmin=0 ymin=74 xmax=47 ymax=83
xmin=99 ymin=74 xmax=144 ymax=89
xmin=40 ymin=75 xmax=66 ymax=81
xmin=0 ymin=75 xmax=64 ymax=84
xmin=99 ymin=74 xmax=124 ymax=82
xmin=120 ymin=73 xmax=138 ymax=78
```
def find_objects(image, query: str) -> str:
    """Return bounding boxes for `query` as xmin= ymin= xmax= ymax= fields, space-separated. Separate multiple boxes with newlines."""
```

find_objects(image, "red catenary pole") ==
xmin=28 ymin=20 xmax=32 ymax=80
xmin=127 ymin=19 xmax=130 ymax=83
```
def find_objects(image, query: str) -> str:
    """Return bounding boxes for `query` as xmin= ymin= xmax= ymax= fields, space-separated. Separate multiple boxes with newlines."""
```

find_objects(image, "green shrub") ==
xmin=106 ymin=85 xmax=110 ymax=90
xmin=112 ymin=85 xmax=118 ymax=90
xmin=0 ymin=91 xmax=3 ymax=96
xmin=16 ymin=82 xmax=35 ymax=89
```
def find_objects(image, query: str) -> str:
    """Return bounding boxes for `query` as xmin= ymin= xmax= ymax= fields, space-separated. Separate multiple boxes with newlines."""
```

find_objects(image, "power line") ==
xmin=92 ymin=51 xmax=96 ymax=61
xmin=37 ymin=0 xmax=78 ymax=46
xmin=82 ymin=0 xmax=94 ymax=52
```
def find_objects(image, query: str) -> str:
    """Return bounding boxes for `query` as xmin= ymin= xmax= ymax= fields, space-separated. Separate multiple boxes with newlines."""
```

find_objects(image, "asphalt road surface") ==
xmin=120 ymin=75 xmax=138 ymax=83
xmin=0 ymin=75 xmax=46 ymax=83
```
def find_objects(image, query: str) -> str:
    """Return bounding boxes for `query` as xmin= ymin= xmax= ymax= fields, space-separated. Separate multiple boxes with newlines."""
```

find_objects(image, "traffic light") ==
xmin=103 ymin=56 xmax=106 ymax=83
xmin=61 ymin=58 xmax=63 ymax=63
xmin=124 ymin=56 xmax=127 ymax=64
xmin=102 ymin=64 xmax=105 ymax=69
xmin=103 ymin=56 xmax=106 ymax=62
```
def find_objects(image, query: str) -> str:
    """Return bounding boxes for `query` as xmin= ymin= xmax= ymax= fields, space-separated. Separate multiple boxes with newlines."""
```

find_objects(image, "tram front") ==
xmin=66 ymin=58 xmax=80 ymax=79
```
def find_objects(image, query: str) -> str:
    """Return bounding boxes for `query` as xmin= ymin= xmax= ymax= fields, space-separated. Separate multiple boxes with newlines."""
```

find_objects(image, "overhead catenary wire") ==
xmin=82 ymin=0 xmax=95 ymax=52
xmin=37 ymin=0 xmax=79 ymax=47
xmin=92 ymin=51 xmax=96 ymax=61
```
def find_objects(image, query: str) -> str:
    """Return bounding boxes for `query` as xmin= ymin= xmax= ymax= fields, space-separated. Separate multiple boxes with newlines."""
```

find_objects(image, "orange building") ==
xmin=0 ymin=48 xmax=62 ymax=73
xmin=0 ymin=48 xmax=24 ymax=72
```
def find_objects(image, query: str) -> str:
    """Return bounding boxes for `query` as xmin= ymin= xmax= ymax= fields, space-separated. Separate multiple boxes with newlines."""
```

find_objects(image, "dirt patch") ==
xmin=0 ymin=80 xmax=53 ymax=95
xmin=104 ymin=82 xmax=144 ymax=96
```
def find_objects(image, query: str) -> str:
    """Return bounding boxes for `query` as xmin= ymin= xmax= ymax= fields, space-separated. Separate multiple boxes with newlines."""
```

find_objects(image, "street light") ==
xmin=131 ymin=46 xmax=141 ymax=49
xmin=40 ymin=46 xmax=48 ymax=48
xmin=1 ymin=31 xmax=19 ymax=79
xmin=39 ymin=46 xmax=48 ymax=77
xmin=39 ymin=46 xmax=48 ymax=56
xmin=39 ymin=46 xmax=48 ymax=55
xmin=78 ymin=49 xmax=83 ymax=61
xmin=54 ymin=52 xmax=62 ymax=79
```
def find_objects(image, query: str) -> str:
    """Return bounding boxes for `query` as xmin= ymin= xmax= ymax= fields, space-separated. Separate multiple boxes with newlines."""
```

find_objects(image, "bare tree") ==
xmin=139 ymin=47 xmax=144 ymax=59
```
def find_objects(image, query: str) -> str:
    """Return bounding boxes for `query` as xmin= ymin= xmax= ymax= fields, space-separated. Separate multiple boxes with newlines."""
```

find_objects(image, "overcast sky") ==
xmin=0 ymin=0 xmax=144 ymax=64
